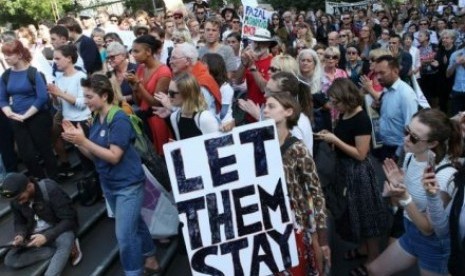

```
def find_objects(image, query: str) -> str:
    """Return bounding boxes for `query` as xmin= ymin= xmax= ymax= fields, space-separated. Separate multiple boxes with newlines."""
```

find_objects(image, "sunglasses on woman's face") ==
xmin=404 ymin=125 xmax=428 ymax=144
xmin=168 ymin=90 xmax=180 ymax=98
xmin=325 ymin=55 xmax=339 ymax=60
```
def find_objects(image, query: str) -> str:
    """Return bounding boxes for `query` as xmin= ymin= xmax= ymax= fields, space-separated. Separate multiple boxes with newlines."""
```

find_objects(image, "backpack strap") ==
xmin=1 ymin=68 xmax=11 ymax=88
xmin=106 ymin=105 xmax=121 ymax=124
xmin=37 ymin=180 xmax=49 ymax=202
xmin=26 ymin=66 xmax=38 ymax=92
xmin=435 ymin=163 xmax=454 ymax=174
xmin=280 ymin=136 xmax=300 ymax=155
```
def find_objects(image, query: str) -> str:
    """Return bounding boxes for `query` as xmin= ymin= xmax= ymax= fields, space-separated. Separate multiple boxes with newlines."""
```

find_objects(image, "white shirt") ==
xmin=291 ymin=113 xmax=314 ymax=154
xmin=54 ymin=70 xmax=91 ymax=121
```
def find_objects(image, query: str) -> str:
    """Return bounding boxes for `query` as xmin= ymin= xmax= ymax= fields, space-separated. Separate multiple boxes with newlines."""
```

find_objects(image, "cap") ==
xmin=79 ymin=10 xmax=93 ymax=19
xmin=0 ymin=173 xmax=29 ymax=199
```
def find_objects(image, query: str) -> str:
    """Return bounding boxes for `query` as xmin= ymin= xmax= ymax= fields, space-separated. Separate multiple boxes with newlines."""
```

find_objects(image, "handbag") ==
xmin=141 ymin=164 xmax=179 ymax=239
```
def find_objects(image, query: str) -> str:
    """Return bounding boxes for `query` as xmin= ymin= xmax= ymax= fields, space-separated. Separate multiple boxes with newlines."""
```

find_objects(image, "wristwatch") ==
xmin=399 ymin=195 xmax=413 ymax=207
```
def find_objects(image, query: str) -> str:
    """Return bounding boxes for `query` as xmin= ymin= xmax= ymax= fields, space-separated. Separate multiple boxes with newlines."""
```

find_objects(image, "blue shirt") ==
xmin=0 ymin=69 xmax=49 ymax=114
xmin=89 ymin=110 xmax=144 ymax=191
xmin=379 ymin=78 xmax=418 ymax=146
xmin=447 ymin=48 xmax=465 ymax=92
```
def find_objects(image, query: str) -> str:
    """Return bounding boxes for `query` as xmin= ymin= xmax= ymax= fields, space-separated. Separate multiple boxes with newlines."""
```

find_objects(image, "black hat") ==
xmin=0 ymin=173 xmax=29 ymax=199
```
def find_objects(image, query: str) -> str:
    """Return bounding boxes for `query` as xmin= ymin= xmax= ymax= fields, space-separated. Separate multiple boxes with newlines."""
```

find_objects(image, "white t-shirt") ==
xmin=219 ymin=82 xmax=234 ymax=123
xmin=291 ymin=113 xmax=314 ymax=154
xmin=54 ymin=70 xmax=91 ymax=121
xmin=402 ymin=153 xmax=456 ymax=221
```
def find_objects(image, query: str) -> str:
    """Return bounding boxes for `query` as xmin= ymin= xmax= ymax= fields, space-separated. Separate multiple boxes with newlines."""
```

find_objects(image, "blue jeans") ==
xmin=4 ymin=231 xmax=74 ymax=276
xmin=399 ymin=218 xmax=450 ymax=274
xmin=104 ymin=183 xmax=156 ymax=276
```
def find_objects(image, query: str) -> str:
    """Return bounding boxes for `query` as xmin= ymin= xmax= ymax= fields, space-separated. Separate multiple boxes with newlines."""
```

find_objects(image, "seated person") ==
xmin=0 ymin=173 xmax=81 ymax=274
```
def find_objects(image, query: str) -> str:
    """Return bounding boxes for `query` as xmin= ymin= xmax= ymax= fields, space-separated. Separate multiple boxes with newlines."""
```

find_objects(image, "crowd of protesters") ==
xmin=0 ymin=0 xmax=465 ymax=275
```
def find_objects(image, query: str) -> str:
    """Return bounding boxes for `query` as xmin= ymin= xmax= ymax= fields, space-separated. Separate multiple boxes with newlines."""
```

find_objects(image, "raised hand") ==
xmin=383 ymin=158 xmax=404 ymax=187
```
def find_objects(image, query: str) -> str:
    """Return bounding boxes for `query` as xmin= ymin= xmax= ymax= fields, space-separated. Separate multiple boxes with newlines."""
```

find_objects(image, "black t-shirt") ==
xmin=178 ymin=114 xmax=202 ymax=140
xmin=334 ymin=110 xmax=372 ymax=158
xmin=313 ymin=92 xmax=331 ymax=133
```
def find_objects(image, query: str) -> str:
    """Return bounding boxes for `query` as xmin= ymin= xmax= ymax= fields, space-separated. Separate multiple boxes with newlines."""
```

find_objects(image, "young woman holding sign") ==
xmin=263 ymin=91 xmax=329 ymax=275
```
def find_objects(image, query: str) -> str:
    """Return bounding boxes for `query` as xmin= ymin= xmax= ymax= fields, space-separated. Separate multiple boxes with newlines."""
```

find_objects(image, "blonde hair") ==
xmin=175 ymin=72 xmax=207 ymax=114
xmin=270 ymin=54 xmax=299 ymax=76
xmin=369 ymin=48 xmax=391 ymax=60
xmin=172 ymin=28 xmax=193 ymax=45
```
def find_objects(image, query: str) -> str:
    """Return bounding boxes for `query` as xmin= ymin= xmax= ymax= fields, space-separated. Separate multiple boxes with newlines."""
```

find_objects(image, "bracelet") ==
xmin=399 ymin=195 xmax=413 ymax=207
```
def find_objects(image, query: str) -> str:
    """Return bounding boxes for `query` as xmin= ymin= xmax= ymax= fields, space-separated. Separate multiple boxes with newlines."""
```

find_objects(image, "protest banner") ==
xmin=241 ymin=3 xmax=273 ymax=37
xmin=364 ymin=95 xmax=383 ymax=149
xmin=325 ymin=0 xmax=372 ymax=15
xmin=163 ymin=120 xmax=299 ymax=275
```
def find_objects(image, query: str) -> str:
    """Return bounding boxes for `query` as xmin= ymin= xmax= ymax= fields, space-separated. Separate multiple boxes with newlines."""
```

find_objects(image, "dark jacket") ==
xmin=11 ymin=179 xmax=78 ymax=244
xmin=75 ymin=35 xmax=103 ymax=74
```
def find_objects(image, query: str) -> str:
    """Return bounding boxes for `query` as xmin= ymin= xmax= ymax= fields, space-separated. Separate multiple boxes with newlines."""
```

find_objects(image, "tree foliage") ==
xmin=0 ymin=0 xmax=75 ymax=27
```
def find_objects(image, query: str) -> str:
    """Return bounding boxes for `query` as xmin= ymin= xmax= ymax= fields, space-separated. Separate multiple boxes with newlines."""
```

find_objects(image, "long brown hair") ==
xmin=414 ymin=108 xmax=463 ymax=164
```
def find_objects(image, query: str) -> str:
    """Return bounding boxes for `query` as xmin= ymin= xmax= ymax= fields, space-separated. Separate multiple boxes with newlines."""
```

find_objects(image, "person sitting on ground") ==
xmin=0 ymin=173 xmax=82 ymax=274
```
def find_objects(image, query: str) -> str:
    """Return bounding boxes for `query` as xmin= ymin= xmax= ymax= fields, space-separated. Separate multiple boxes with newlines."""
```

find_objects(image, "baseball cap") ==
xmin=0 ymin=173 xmax=29 ymax=199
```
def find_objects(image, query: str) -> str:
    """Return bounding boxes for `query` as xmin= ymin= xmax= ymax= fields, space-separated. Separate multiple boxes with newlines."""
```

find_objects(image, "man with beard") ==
xmin=234 ymin=29 xmax=276 ymax=122
xmin=374 ymin=55 xmax=418 ymax=161
xmin=197 ymin=17 xmax=236 ymax=78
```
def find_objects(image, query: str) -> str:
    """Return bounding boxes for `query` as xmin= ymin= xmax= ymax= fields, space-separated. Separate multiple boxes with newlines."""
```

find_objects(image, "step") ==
xmin=0 ymin=201 xmax=107 ymax=275
xmin=104 ymin=237 xmax=180 ymax=276
xmin=61 ymin=217 xmax=118 ymax=276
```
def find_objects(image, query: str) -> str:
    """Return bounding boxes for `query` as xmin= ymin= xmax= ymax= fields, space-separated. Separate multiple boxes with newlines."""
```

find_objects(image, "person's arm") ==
xmin=25 ymin=71 xmax=48 ymax=119
xmin=322 ymin=132 xmax=371 ymax=161
xmin=447 ymin=51 xmax=462 ymax=78
xmin=427 ymin=192 xmax=450 ymax=238
xmin=135 ymin=76 xmax=171 ymax=106
xmin=11 ymin=202 xmax=29 ymax=240
xmin=298 ymin=145 xmax=328 ymax=245
xmin=249 ymin=64 xmax=268 ymax=92
xmin=41 ymin=184 xmax=78 ymax=242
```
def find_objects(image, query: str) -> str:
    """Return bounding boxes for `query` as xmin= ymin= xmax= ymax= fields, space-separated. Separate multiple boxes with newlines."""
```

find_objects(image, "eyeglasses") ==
xmin=174 ymin=15 xmax=183 ymax=19
xmin=106 ymin=54 xmax=121 ymax=60
xmin=196 ymin=11 xmax=205 ymax=15
xmin=232 ymin=20 xmax=240 ymax=24
xmin=347 ymin=51 xmax=358 ymax=55
xmin=168 ymin=90 xmax=180 ymax=98
xmin=300 ymin=58 xmax=314 ymax=63
xmin=389 ymin=42 xmax=398 ymax=45
xmin=404 ymin=125 xmax=428 ymax=144
xmin=325 ymin=55 xmax=339 ymax=60
xmin=171 ymin=56 xmax=187 ymax=61
xmin=172 ymin=38 xmax=184 ymax=44
xmin=269 ymin=66 xmax=280 ymax=73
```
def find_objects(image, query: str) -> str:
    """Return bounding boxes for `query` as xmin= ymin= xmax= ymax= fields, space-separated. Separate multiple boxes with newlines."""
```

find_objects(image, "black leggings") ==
xmin=11 ymin=110 xmax=57 ymax=179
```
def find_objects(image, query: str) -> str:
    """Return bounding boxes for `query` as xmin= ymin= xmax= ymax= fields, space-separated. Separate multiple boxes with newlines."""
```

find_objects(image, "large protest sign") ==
xmin=163 ymin=120 xmax=299 ymax=275
xmin=364 ymin=95 xmax=383 ymax=149
xmin=242 ymin=4 xmax=273 ymax=37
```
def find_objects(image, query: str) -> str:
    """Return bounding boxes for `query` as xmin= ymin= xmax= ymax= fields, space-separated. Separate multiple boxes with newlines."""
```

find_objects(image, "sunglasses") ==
xmin=166 ymin=15 xmax=174 ymax=18
xmin=347 ymin=51 xmax=358 ymax=55
xmin=325 ymin=55 xmax=339 ymax=60
xmin=196 ymin=11 xmax=205 ymax=15
xmin=404 ymin=125 xmax=428 ymax=144
xmin=168 ymin=90 xmax=180 ymax=98
xmin=269 ymin=66 xmax=280 ymax=73
xmin=172 ymin=38 xmax=184 ymax=44
xmin=174 ymin=15 xmax=183 ymax=19
xmin=232 ymin=20 xmax=240 ymax=24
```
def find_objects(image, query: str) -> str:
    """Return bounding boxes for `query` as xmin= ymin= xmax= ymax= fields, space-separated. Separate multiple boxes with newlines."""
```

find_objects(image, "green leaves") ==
xmin=0 ymin=0 xmax=73 ymax=26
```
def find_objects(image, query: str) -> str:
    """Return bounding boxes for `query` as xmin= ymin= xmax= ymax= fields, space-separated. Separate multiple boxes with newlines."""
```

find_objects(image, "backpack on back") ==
xmin=1 ymin=66 xmax=46 ymax=92
xmin=105 ymin=106 xmax=172 ymax=191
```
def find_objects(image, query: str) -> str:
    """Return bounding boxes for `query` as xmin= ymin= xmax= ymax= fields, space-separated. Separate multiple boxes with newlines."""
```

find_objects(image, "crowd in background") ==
xmin=0 ymin=0 xmax=465 ymax=275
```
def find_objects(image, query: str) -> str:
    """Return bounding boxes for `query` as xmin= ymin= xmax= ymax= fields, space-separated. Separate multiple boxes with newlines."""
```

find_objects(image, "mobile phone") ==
xmin=427 ymin=150 xmax=436 ymax=173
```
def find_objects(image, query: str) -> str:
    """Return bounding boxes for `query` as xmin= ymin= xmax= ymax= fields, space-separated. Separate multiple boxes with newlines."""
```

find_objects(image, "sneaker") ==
xmin=70 ymin=238 xmax=82 ymax=266
xmin=58 ymin=162 xmax=74 ymax=178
